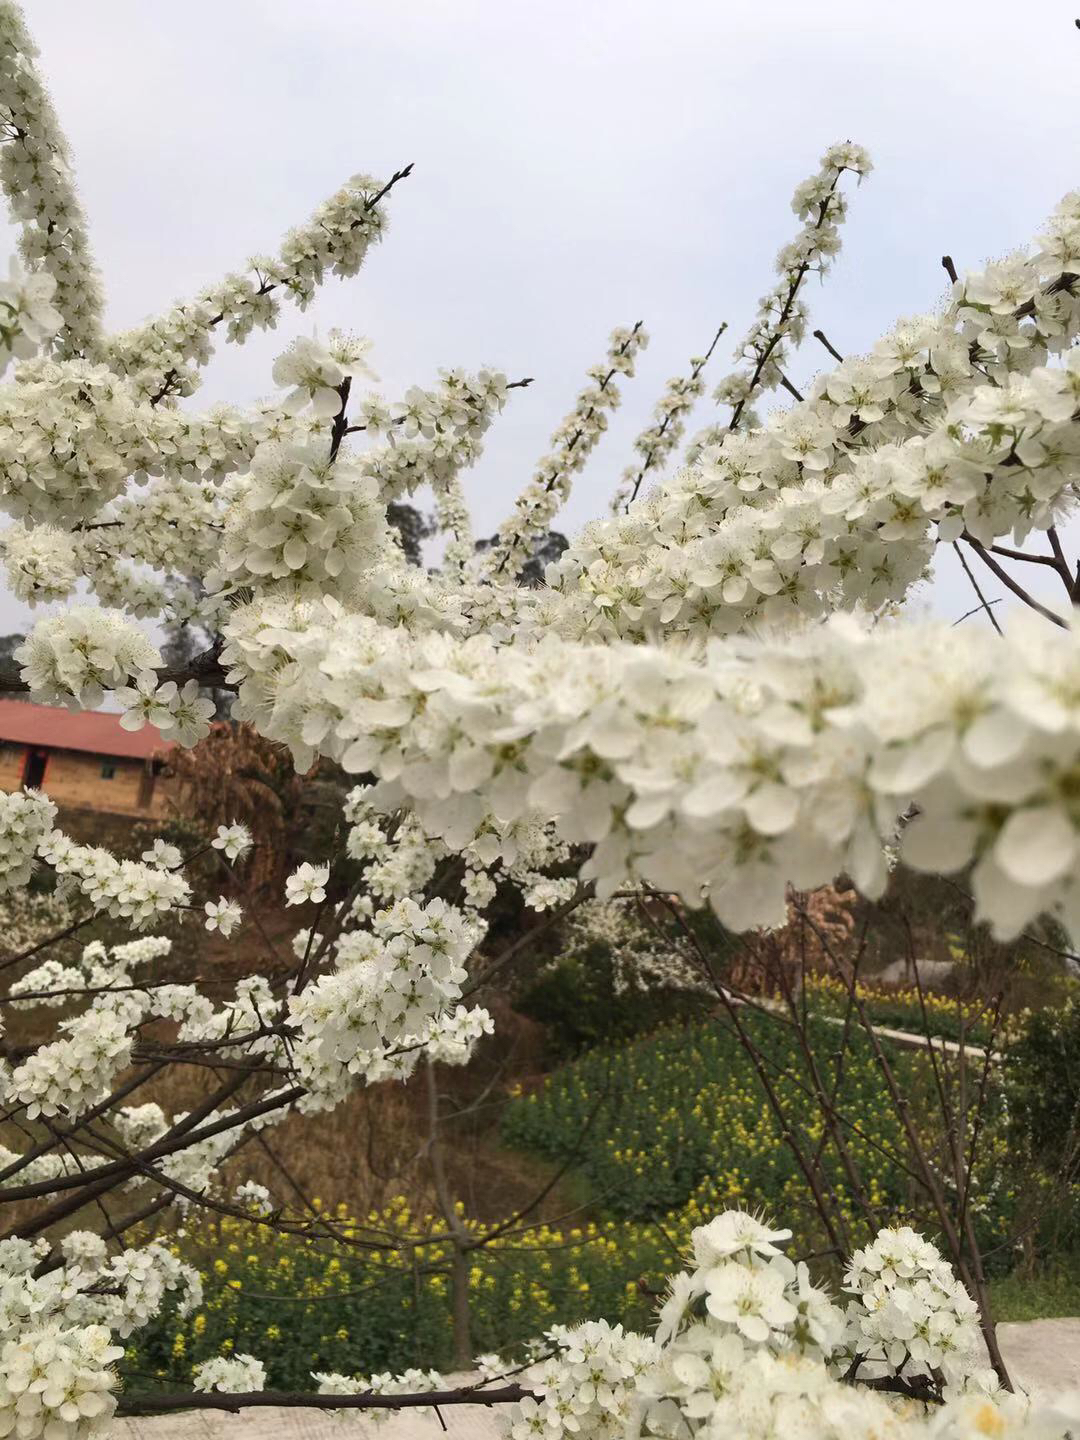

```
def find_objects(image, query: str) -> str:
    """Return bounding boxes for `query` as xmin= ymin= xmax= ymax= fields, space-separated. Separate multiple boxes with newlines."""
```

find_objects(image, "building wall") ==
xmin=0 ymin=743 xmax=24 ymax=794
xmin=0 ymin=743 xmax=171 ymax=817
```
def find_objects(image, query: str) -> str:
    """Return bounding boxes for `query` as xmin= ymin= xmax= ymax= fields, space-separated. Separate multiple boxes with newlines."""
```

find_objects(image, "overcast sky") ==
xmin=5 ymin=0 xmax=1080 ymax=635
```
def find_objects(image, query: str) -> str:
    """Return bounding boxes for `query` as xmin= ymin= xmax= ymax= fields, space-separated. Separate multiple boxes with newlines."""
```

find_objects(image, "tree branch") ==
xmin=962 ymin=535 xmax=1070 ymax=629
xmin=116 ymin=1383 xmax=531 ymax=1417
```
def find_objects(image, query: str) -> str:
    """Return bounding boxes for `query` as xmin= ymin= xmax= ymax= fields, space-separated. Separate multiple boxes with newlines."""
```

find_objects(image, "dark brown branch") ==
xmin=652 ymin=898 xmax=846 ymax=1257
xmin=621 ymin=322 xmax=727 ymax=509
xmin=148 ymin=165 xmax=415 ymax=405
xmin=963 ymin=535 xmax=1070 ymax=629
xmin=327 ymin=377 xmax=353 ymax=463
xmin=953 ymin=597 xmax=1003 ymax=628
xmin=0 ymin=1062 xmax=167 ymax=1186
xmin=0 ymin=645 xmax=234 ymax=698
xmin=726 ymin=174 xmax=850 ymax=433
xmin=117 ymin=1385 xmax=531 ymax=1418
xmin=3 ymin=1075 xmax=289 ymax=1230
xmin=812 ymin=329 xmax=844 ymax=363
xmin=790 ymin=900 xmax=1013 ymax=1392
xmin=0 ymin=913 xmax=98 ymax=971
xmin=988 ymin=539 xmax=1076 ymax=599
xmin=952 ymin=541 xmax=1003 ymax=636
xmin=989 ymin=543 xmax=1065 ymax=570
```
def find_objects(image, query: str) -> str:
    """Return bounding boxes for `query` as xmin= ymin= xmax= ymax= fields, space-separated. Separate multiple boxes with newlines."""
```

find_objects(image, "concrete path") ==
xmin=728 ymin=988 xmax=992 ymax=1061
xmin=997 ymin=1318 xmax=1080 ymax=1397
xmin=114 ymin=1374 xmax=502 ymax=1440
xmin=113 ymin=1321 xmax=1080 ymax=1438
xmin=114 ymin=1405 xmax=503 ymax=1440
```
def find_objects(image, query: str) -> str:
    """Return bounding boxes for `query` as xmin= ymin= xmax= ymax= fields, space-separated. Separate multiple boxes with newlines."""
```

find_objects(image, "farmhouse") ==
xmin=0 ymin=699 xmax=174 ymax=818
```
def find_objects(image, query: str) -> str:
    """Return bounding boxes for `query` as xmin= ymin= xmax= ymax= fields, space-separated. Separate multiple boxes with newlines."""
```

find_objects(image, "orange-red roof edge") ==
xmin=0 ymin=699 xmax=175 ymax=761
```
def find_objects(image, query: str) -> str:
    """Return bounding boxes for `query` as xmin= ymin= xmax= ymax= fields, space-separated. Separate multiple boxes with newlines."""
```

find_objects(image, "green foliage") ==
xmin=132 ymin=1004 xmax=1080 ymax=1385
xmin=516 ymin=946 xmax=697 ymax=1055
xmin=990 ymin=1265 xmax=1080 ymax=1323
xmin=1005 ymin=993 xmax=1080 ymax=1181
xmin=797 ymin=974 xmax=997 ymax=1047
xmin=124 ymin=1205 xmax=673 ymax=1390
xmin=498 ymin=1010 xmax=1077 ymax=1274
xmin=501 ymin=1014 xmax=911 ymax=1237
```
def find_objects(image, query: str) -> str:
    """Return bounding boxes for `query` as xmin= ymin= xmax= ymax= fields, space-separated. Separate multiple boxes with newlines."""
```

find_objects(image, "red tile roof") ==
xmin=0 ymin=699 xmax=175 ymax=761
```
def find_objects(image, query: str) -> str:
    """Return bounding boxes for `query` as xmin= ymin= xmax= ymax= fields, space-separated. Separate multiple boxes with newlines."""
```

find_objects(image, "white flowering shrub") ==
xmin=501 ymin=1213 xmax=1078 ymax=1439
xmin=314 ymin=1367 xmax=445 ymax=1427
xmin=0 ymin=788 xmax=54 ymax=893
xmin=192 ymin=1353 xmax=266 ymax=1395
xmin=0 ymin=1326 xmax=124 ymax=1440
xmin=0 ymin=0 xmax=1077 ymax=1431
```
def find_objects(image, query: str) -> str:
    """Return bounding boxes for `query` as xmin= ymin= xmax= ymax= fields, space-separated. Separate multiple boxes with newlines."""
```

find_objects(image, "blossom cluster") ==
xmin=9 ymin=934 xmax=173 ymax=1009
xmin=220 ymin=602 xmax=1080 ymax=944
xmin=272 ymin=330 xmax=375 ymax=417
xmin=610 ymin=330 xmax=726 ymax=513
xmin=314 ymin=1367 xmax=444 ymax=1428
xmin=192 ymin=1352 xmax=267 ymax=1394
xmin=0 ymin=259 xmax=61 ymax=371
xmin=549 ymin=189 xmax=1080 ymax=646
xmin=1 ymin=517 xmax=77 ymax=602
xmin=0 ymin=787 xmax=54 ymax=893
xmin=105 ymin=170 xmax=400 ymax=401
xmin=844 ymin=1226 xmax=985 ymax=1389
xmin=0 ymin=1233 xmax=195 ymax=1341
xmin=38 ymin=830 xmax=191 ymax=929
xmin=478 ymin=324 xmax=648 ymax=579
xmin=287 ymin=896 xmax=483 ymax=1104
xmin=0 ymin=1235 xmax=200 ymax=1440
xmin=3 ymin=0 xmax=1080 ymax=1421
xmin=7 ymin=1006 xmax=132 ymax=1118
xmin=422 ymin=1003 xmax=494 ymax=1066
xmin=117 ymin=672 xmax=217 ymax=747
xmin=0 ymin=1327 xmax=123 ymax=1440
xmin=554 ymin=898 xmax=708 ymax=997
xmin=357 ymin=367 xmax=511 ymax=508
xmin=214 ymin=440 xmax=387 ymax=598
xmin=0 ymin=3 xmax=104 ymax=356
xmin=501 ymin=1211 xmax=1078 ymax=1440
xmin=14 ymin=607 xmax=161 ymax=709
xmin=687 ymin=141 xmax=872 ymax=459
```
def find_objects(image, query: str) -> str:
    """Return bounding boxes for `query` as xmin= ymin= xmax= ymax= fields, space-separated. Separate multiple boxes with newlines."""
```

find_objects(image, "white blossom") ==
xmin=204 ymin=898 xmax=242 ymax=937
xmin=212 ymin=823 xmax=253 ymax=862
xmin=0 ymin=1326 xmax=123 ymax=1440
xmin=192 ymin=1353 xmax=266 ymax=1394
xmin=285 ymin=862 xmax=330 ymax=907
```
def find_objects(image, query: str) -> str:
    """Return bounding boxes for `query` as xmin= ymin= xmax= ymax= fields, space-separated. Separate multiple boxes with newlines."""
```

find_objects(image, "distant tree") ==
xmin=0 ymin=631 xmax=25 ymax=696
xmin=387 ymin=501 xmax=435 ymax=566
xmin=164 ymin=721 xmax=320 ymax=892
xmin=474 ymin=527 xmax=567 ymax=587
